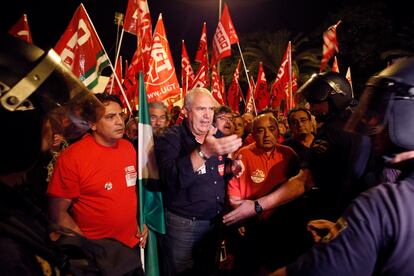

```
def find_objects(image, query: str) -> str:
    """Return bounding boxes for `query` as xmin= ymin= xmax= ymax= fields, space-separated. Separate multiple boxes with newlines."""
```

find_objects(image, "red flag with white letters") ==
xmin=54 ymin=4 xmax=110 ymax=90
xmin=254 ymin=62 xmax=269 ymax=112
xmin=8 ymin=14 xmax=33 ymax=44
xmin=123 ymin=0 xmax=139 ymax=35
xmin=245 ymin=77 xmax=256 ymax=114
xmin=227 ymin=60 xmax=241 ymax=112
xmin=190 ymin=57 xmax=209 ymax=90
xmin=181 ymin=40 xmax=195 ymax=97
xmin=270 ymin=42 xmax=293 ymax=114
xmin=320 ymin=21 xmax=341 ymax=72
xmin=145 ymin=14 xmax=181 ymax=104
xmin=211 ymin=4 xmax=239 ymax=65
xmin=195 ymin=22 xmax=208 ymax=64
xmin=211 ymin=65 xmax=225 ymax=105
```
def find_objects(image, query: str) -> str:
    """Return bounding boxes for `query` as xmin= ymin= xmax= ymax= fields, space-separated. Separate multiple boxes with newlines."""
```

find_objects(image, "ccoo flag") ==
xmin=138 ymin=72 xmax=166 ymax=276
xmin=211 ymin=4 xmax=239 ymax=65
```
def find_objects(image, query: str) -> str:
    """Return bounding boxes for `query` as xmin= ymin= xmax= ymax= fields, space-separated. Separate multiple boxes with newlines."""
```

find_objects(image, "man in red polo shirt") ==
xmin=227 ymin=113 xmax=302 ymax=274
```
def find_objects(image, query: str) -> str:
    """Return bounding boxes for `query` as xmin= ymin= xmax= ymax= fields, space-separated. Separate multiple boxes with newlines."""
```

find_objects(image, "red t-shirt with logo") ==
xmin=48 ymin=134 xmax=139 ymax=248
xmin=228 ymin=143 xmax=299 ymax=217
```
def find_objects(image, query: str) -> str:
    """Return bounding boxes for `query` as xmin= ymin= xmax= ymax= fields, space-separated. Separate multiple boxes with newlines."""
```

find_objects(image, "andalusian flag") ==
xmin=138 ymin=72 xmax=166 ymax=276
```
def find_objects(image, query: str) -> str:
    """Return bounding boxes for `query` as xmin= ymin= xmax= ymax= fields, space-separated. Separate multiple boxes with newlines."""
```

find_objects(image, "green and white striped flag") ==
xmin=138 ymin=72 xmax=166 ymax=276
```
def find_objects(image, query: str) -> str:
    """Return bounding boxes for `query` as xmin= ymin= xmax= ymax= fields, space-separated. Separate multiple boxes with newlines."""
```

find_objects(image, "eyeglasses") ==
xmin=150 ymin=115 xmax=167 ymax=122
xmin=216 ymin=116 xmax=234 ymax=122
xmin=290 ymin=118 xmax=310 ymax=126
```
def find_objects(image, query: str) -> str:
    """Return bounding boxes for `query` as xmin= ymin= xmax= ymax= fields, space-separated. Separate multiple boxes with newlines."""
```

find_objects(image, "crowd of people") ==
xmin=2 ymin=33 xmax=414 ymax=276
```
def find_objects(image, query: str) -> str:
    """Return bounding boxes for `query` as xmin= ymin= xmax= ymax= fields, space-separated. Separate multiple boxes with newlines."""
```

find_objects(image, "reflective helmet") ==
xmin=0 ymin=35 xmax=104 ymax=174
xmin=346 ymin=57 xmax=414 ymax=151
xmin=298 ymin=71 xmax=354 ymax=113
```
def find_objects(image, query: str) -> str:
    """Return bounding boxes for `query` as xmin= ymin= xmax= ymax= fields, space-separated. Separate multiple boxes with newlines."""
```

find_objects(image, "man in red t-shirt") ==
xmin=48 ymin=93 xmax=148 ymax=250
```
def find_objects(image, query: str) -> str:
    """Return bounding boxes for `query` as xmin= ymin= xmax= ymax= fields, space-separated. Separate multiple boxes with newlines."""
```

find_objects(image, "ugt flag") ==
xmin=138 ymin=72 xmax=166 ymax=276
xmin=54 ymin=4 xmax=109 ymax=90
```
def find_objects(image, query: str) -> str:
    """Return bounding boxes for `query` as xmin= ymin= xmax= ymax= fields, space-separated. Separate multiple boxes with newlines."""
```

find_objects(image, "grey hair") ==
xmin=184 ymin=87 xmax=217 ymax=110
xmin=148 ymin=101 xmax=168 ymax=113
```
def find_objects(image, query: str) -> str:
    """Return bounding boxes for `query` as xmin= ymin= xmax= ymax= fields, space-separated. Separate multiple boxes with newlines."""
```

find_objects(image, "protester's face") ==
xmin=125 ymin=121 xmax=138 ymax=139
xmin=289 ymin=110 xmax=313 ymax=137
xmin=215 ymin=112 xmax=235 ymax=136
xmin=149 ymin=107 xmax=168 ymax=132
xmin=233 ymin=116 xmax=244 ymax=138
xmin=186 ymin=93 xmax=215 ymax=136
xmin=242 ymin=113 xmax=254 ymax=133
xmin=91 ymin=101 xmax=125 ymax=146
xmin=253 ymin=116 xmax=279 ymax=151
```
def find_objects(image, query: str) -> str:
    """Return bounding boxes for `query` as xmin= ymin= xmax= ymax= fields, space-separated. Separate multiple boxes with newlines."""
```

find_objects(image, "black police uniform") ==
xmin=287 ymin=168 xmax=414 ymax=275
xmin=303 ymin=111 xmax=371 ymax=221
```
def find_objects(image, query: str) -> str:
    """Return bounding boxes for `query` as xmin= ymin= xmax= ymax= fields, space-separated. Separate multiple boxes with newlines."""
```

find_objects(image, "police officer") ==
xmin=271 ymin=56 xmax=414 ymax=276
xmin=224 ymin=72 xmax=371 ymax=225
xmin=0 ymin=35 xmax=108 ymax=274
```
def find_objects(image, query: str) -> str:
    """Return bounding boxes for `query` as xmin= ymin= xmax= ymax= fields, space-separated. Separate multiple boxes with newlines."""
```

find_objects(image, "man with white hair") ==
xmin=155 ymin=88 xmax=244 ymax=275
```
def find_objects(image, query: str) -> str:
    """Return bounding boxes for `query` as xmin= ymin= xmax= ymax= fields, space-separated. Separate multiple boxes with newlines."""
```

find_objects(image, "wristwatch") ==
xmin=254 ymin=200 xmax=263 ymax=215
xmin=197 ymin=147 xmax=209 ymax=161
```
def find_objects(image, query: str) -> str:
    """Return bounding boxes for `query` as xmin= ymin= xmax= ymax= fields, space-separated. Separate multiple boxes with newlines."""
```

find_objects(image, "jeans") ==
xmin=164 ymin=211 xmax=220 ymax=276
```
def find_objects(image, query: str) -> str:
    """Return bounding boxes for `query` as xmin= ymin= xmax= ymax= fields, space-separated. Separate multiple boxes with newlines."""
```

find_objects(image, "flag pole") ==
xmin=288 ymin=41 xmax=293 ymax=110
xmin=81 ymin=3 xmax=132 ymax=113
xmin=237 ymin=42 xmax=257 ymax=115
xmin=217 ymin=0 xmax=222 ymax=74
xmin=110 ymin=12 xmax=125 ymax=95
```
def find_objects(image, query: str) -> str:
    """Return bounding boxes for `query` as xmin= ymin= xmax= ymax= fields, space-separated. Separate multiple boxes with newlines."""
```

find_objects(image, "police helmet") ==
xmin=0 ymin=35 xmax=104 ymax=174
xmin=298 ymin=71 xmax=354 ymax=112
xmin=346 ymin=57 xmax=414 ymax=151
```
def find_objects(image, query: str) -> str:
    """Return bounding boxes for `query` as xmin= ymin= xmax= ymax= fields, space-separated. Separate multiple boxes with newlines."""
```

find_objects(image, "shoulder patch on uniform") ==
xmin=321 ymin=217 xmax=348 ymax=243
xmin=312 ymin=139 xmax=330 ymax=154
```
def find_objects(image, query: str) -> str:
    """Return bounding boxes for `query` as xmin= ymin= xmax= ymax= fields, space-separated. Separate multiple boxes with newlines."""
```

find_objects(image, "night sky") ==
xmin=2 ymin=0 xmax=334 ymax=72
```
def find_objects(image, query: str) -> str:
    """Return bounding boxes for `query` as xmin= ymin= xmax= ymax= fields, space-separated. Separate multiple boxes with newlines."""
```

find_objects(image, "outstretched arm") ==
xmin=223 ymin=168 xmax=313 ymax=225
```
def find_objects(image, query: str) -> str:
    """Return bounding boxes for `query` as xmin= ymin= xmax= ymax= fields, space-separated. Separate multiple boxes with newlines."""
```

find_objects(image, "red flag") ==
xmin=254 ymin=62 xmax=269 ymax=112
xmin=346 ymin=66 xmax=354 ymax=98
xmin=145 ymin=14 xmax=181 ymax=104
xmin=221 ymin=75 xmax=227 ymax=105
xmin=211 ymin=4 xmax=239 ymax=65
xmin=331 ymin=56 xmax=340 ymax=72
xmin=195 ymin=22 xmax=208 ymax=64
xmin=227 ymin=60 xmax=241 ymax=112
xmin=270 ymin=42 xmax=292 ymax=114
xmin=124 ymin=0 xmax=153 ymax=74
xmin=54 ymin=4 xmax=110 ymax=90
xmin=320 ymin=20 xmax=341 ymax=72
xmin=123 ymin=0 xmax=139 ymax=35
xmin=245 ymin=77 xmax=256 ymax=114
xmin=105 ymin=55 xmax=123 ymax=95
xmin=181 ymin=40 xmax=195 ymax=97
xmin=190 ymin=58 xmax=209 ymax=89
xmin=211 ymin=65 xmax=225 ymax=105
xmin=8 ymin=14 xmax=33 ymax=44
